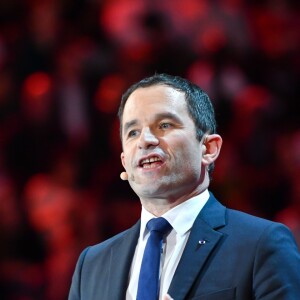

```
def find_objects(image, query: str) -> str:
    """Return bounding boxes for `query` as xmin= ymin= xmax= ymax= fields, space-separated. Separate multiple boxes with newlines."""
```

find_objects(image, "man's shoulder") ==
xmin=226 ymin=207 xmax=275 ymax=227
xmin=206 ymin=192 xmax=292 ymax=237
xmin=205 ymin=196 xmax=298 ymax=255
xmin=224 ymin=207 xmax=296 ymax=244
xmin=82 ymin=220 xmax=140 ymax=261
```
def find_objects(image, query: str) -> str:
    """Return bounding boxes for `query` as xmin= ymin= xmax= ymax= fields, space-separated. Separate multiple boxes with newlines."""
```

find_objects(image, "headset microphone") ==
xmin=120 ymin=172 xmax=128 ymax=180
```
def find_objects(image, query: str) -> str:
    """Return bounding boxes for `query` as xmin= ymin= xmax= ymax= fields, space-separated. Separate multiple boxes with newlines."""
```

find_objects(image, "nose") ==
xmin=138 ymin=127 xmax=159 ymax=149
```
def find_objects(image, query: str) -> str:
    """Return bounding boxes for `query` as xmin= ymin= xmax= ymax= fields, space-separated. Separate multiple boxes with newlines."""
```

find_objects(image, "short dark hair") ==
xmin=118 ymin=73 xmax=217 ymax=174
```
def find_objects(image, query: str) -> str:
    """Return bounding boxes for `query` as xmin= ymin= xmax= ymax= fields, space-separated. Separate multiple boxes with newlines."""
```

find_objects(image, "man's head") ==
xmin=118 ymin=73 xmax=218 ymax=174
xmin=118 ymin=74 xmax=222 ymax=209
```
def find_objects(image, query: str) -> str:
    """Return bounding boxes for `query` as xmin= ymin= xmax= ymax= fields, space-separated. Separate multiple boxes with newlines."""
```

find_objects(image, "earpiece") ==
xmin=120 ymin=171 xmax=128 ymax=181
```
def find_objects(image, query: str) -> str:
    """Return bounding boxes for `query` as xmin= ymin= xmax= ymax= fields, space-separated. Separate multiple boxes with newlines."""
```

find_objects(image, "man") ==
xmin=69 ymin=74 xmax=300 ymax=299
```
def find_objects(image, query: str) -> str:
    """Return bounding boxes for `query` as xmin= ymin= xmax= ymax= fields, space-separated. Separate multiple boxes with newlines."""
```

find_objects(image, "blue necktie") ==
xmin=136 ymin=217 xmax=172 ymax=300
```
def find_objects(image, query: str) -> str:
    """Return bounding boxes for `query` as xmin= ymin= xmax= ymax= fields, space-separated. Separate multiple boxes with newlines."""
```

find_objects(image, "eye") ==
xmin=159 ymin=122 xmax=173 ymax=130
xmin=127 ymin=129 xmax=139 ymax=138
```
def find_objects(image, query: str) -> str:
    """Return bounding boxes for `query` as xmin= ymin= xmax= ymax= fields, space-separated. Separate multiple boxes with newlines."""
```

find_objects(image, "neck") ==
xmin=140 ymin=184 xmax=209 ymax=217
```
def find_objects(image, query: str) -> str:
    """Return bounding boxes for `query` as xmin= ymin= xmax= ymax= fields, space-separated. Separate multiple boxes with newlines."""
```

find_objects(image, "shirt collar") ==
xmin=140 ymin=189 xmax=210 ymax=240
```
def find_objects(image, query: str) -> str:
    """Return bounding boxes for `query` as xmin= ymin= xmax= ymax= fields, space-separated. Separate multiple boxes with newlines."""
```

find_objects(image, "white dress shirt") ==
xmin=126 ymin=189 xmax=210 ymax=300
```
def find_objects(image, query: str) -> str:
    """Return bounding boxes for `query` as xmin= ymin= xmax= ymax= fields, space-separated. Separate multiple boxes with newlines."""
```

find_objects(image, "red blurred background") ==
xmin=0 ymin=0 xmax=299 ymax=299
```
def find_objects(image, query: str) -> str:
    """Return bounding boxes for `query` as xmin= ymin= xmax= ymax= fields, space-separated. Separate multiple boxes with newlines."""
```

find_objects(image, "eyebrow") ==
xmin=154 ymin=112 xmax=182 ymax=123
xmin=123 ymin=119 xmax=139 ymax=135
xmin=123 ymin=112 xmax=182 ymax=135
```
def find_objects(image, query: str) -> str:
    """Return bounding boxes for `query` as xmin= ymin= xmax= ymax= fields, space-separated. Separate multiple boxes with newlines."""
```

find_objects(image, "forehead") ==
xmin=123 ymin=85 xmax=187 ymax=118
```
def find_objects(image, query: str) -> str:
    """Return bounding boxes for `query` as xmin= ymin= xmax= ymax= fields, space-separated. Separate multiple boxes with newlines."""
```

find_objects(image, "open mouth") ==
xmin=139 ymin=156 xmax=163 ymax=169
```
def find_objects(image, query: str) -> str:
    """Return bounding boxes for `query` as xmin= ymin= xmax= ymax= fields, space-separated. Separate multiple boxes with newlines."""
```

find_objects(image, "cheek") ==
xmin=179 ymin=143 xmax=202 ymax=168
xmin=172 ymin=136 xmax=200 ymax=157
xmin=122 ymin=152 xmax=132 ymax=170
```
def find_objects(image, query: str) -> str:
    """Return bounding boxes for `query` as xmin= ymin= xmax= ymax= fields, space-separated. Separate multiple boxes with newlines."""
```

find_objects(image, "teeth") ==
xmin=141 ymin=157 xmax=160 ymax=165
xmin=149 ymin=157 xmax=160 ymax=162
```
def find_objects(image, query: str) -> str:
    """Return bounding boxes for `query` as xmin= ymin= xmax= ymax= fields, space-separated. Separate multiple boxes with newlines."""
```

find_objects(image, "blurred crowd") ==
xmin=0 ymin=0 xmax=299 ymax=299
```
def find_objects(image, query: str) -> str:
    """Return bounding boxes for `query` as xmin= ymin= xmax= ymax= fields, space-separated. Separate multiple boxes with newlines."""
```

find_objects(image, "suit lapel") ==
xmin=106 ymin=221 xmax=140 ymax=300
xmin=168 ymin=194 xmax=226 ymax=300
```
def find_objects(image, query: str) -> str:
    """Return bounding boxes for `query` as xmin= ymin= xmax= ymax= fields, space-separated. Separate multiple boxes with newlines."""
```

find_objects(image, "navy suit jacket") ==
xmin=69 ymin=193 xmax=300 ymax=299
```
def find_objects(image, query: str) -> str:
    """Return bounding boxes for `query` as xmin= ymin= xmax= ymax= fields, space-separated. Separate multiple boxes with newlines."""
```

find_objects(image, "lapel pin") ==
xmin=198 ymin=240 xmax=206 ymax=245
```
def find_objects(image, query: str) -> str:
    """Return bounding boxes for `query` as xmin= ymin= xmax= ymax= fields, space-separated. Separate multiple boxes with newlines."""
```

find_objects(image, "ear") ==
xmin=120 ymin=152 xmax=126 ymax=169
xmin=202 ymin=134 xmax=222 ymax=166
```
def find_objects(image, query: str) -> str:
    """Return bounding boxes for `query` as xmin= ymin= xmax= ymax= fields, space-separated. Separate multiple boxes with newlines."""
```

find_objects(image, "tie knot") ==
xmin=146 ymin=217 xmax=172 ymax=235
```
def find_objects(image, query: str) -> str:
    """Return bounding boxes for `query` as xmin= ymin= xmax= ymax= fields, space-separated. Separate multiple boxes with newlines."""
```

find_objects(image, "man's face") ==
xmin=120 ymin=85 xmax=205 ymax=201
